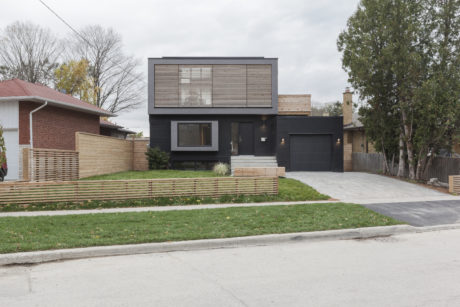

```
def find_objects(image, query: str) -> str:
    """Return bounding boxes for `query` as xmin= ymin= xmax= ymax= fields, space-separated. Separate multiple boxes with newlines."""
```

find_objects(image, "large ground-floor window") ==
xmin=171 ymin=121 xmax=218 ymax=151
xmin=178 ymin=123 xmax=211 ymax=147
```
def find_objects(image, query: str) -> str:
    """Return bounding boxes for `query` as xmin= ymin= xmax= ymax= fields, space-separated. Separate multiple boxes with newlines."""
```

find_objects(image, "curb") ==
xmin=3 ymin=224 xmax=460 ymax=266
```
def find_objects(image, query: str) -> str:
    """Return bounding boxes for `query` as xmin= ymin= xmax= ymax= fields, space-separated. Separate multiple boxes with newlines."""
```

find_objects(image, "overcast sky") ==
xmin=1 ymin=0 xmax=360 ymax=136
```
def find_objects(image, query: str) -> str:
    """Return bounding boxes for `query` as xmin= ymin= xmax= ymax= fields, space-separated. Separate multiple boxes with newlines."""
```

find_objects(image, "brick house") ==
xmin=100 ymin=118 xmax=136 ymax=139
xmin=0 ymin=79 xmax=114 ymax=180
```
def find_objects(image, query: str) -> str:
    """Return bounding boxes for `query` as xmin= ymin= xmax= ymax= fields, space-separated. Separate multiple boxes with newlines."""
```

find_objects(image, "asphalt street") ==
xmin=1 ymin=229 xmax=460 ymax=306
xmin=363 ymin=200 xmax=460 ymax=226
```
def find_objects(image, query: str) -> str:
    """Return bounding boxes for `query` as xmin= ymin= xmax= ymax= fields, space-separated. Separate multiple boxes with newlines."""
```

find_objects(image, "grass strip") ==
xmin=81 ymin=170 xmax=218 ymax=180
xmin=0 ymin=203 xmax=402 ymax=254
xmin=0 ymin=178 xmax=329 ymax=212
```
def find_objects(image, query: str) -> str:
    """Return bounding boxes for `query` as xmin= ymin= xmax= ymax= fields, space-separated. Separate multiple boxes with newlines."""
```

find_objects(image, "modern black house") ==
xmin=148 ymin=57 xmax=343 ymax=172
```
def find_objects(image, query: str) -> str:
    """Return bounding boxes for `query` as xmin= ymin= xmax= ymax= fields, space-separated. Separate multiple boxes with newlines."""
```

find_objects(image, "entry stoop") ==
xmin=231 ymin=156 xmax=285 ymax=177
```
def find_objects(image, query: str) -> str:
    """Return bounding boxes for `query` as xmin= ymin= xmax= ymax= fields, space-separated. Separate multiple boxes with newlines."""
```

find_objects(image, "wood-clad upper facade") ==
xmin=148 ymin=57 xmax=278 ymax=114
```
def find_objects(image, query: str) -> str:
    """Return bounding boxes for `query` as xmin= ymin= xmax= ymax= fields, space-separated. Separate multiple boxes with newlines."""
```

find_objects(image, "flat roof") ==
xmin=149 ymin=56 xmax=277 ymax=60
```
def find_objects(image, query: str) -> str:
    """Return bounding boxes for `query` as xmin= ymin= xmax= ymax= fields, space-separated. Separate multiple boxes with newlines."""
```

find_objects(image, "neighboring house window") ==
xmin=171 ymin=121 xmax=218 ymax=151
xmin=178 ymin=123 xmax=211 ymax=147
xmin=179 ymin=66 xmax=212 ymax=107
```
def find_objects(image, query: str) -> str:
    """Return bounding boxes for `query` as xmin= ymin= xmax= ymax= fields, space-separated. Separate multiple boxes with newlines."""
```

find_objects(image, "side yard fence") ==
xmin=23 ymin=148 xmax=79 ymax=182
xmin=0 ymin=177 xmax=278 ymax=204
xmin=21 ymin=133 xmax=149 ymax=181
xmin=352 ymin=152 xmax=460 ymax=183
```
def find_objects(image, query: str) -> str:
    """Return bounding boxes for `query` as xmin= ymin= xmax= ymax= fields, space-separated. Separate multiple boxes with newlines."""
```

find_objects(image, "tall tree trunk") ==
xmin=415 ymin=149 xmax=426 ymax=180
xmin=402 ymin=110 xmax=415 ymax=179
xmin=397 ymin=130 xmax=405 ymax=177
xmin=381 ymin=140 xmax=390 ymax=174
xmin=390 ymin=154 xmax=395 ymax=176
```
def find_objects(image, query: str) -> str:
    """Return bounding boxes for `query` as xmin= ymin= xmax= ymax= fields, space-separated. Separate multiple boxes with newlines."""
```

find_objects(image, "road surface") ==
xmin=1 ymin=229 xmax=460 ymax=306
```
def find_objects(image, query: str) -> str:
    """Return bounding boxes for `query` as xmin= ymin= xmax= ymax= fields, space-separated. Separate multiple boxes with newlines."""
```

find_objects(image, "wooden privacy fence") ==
xmin=352 ymin=152 xmax=459 ymax=183
xmin=23 ymin=148 xmax=79 ymax=182
xmin=77 ymin=133 xmax=149 ymax=178
xmin=450 ymin=176 xmax=460 ymax=194
xmin=0 ymin=177 xmax=278 ymax=204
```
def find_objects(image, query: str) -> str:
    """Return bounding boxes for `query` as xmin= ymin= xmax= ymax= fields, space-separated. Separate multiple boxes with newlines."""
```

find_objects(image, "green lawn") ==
xmin=0 ymin=203 xmax=402 ymax=253
xmin=0 ymin=172 xmax=329 ymax=212
xmin=82 ymin=170 xmax=218 ymax=180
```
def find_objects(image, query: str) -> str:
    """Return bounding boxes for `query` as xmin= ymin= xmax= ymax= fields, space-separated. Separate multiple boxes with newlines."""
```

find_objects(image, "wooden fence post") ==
xmin=22 ymin=148 xmax=30 ymax=181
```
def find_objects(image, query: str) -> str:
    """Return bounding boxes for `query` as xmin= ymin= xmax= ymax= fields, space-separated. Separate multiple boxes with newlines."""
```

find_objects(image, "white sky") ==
xmin=0 ymin=0 xmax=360 ymax=136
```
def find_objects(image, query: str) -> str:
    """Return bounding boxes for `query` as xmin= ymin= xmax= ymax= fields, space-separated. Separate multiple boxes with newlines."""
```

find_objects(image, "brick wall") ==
xmin=19 ymin=101 xmax=100 ymax=150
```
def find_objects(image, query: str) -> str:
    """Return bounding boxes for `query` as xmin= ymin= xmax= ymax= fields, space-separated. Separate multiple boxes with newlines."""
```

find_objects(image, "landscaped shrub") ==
xmin=213 ymin=162 xmax=229 ymax=176
xmin=0 ymin=125 xmax=6 ymax=166
xmin=145 ymin=147 xmax=170 ymax=170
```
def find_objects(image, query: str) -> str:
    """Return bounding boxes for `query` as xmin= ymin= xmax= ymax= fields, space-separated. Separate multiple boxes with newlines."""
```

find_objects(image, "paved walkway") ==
xmin=0 ymin=200 xmax=339 ymax=217
xmin=287 ymin=171 xmax=459 ymax=204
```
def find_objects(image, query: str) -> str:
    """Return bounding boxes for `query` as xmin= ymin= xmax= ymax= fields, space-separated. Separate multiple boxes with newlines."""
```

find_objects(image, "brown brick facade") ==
xmin=19 ymin=101 xmax=100 ymax=150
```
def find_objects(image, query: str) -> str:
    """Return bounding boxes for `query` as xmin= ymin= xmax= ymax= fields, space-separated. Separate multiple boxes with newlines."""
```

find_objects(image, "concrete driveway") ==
xmin=286 ymin=171 xmax=459 ymax=204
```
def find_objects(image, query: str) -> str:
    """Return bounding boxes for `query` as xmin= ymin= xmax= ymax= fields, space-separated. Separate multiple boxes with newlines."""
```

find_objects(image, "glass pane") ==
xmin=178 ymin=123 xmax=212 ymax=147
xmin=179 ymin=65 xmax=212 ymax=106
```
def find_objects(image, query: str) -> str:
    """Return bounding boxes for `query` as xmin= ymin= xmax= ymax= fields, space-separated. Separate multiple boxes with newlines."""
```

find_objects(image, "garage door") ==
xmin=290 ymin=134 xmax=332 ymax=171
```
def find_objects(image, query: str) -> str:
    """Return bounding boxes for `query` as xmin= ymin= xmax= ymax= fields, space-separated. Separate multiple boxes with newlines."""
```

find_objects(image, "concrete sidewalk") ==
xmin=0 ymin=200 xmax=339 ymax=217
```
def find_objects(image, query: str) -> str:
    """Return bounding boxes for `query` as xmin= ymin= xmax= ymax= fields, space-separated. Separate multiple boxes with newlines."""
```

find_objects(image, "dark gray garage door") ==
xmin=290 ymin=134 xmax=332 ymax=171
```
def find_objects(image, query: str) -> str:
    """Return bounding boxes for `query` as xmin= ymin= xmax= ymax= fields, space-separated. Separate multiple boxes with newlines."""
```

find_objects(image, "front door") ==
xmin=238 ymin=122 xmax=254 ymax=155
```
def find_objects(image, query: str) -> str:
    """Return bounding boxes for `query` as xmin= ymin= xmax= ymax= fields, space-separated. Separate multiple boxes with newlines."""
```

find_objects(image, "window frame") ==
xmin=171 ymin=121 xmax=219 ymax=151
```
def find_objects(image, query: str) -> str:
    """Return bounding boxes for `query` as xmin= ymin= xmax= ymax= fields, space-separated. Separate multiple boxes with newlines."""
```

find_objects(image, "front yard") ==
xmin=0 ymin=170 xmax=329 ymax=212
xmin=0 ymin=203 xmax=402 ymax=253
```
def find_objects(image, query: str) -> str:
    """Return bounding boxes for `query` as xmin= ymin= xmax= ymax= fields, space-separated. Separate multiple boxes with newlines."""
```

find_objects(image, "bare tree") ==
xmin=0 ymin=21 xmax=61 ymax=84
xmin=65 ymin=25 xmax=144 ymax=113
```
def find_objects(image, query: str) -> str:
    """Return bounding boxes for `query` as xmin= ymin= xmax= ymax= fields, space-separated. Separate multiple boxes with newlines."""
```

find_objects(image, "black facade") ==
xmin=150 ymin=115 xmax=277 ymax=168
xmin=147 ymin=57 xmax=344 ymax=172
xmin=276 ymin=116 xmax=343 ymax=172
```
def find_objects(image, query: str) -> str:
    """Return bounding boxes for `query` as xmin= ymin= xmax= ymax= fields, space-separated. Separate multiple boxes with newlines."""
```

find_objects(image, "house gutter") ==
xmin=29 ymin=101 xmax=48 ymax=149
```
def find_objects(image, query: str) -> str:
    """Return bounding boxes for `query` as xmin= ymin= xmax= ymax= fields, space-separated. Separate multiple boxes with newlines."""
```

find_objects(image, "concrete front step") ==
xmin=230 ymin=155 xmax=279 ymax=172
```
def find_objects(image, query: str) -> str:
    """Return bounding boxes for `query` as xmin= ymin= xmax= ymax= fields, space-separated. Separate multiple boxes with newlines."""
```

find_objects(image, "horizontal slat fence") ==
xmin=0 ymin=177 xmax=278 ymax=204
xmin=449 ymin=176 xmax=460 ymax=194
xmin=25 ymin=148 xmax=79 ymax=182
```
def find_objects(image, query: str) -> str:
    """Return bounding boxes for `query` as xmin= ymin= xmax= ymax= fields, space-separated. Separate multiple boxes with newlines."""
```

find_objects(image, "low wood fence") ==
xmin=450 ymin=176 xmax=460 ymax=194
xmin=0 ymin=176 xmax=278 ymax=204
xmin=23 ymin=148 xmax=79 ymax=182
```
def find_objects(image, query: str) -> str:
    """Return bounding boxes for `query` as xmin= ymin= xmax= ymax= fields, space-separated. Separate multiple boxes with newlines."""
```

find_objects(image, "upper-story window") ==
xmin=179 ymin=66 xmax=212 ymax=107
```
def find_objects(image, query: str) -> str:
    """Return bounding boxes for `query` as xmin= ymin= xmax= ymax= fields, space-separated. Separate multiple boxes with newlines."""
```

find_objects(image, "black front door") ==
xmin=238 ymin=122 xmax=254 ymax=155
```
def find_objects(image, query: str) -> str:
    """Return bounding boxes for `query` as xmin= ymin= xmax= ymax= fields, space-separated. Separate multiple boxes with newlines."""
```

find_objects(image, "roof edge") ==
xmin=0 ymin=96 xmax=115 ymax=117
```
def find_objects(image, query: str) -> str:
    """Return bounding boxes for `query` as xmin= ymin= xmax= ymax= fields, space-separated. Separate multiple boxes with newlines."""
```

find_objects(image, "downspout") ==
xmin=29 ymin=101 xmax=47 ymax=181
xmin=29 ymin=101 xmax=48 ymax=149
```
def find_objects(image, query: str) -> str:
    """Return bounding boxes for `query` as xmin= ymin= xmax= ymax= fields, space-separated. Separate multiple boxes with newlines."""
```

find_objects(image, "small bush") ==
xmin=0 ymin=125 xmax=6 ymax=166
xmin=145 ymin=147 xmax=170 ymax=170
xmin=213 ymin=162 xmax=229 ymax=176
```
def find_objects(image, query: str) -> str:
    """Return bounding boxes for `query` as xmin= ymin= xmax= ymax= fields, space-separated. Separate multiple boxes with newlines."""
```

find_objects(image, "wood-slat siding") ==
xmin=154 ymin=64 xmax=179 ymax=107
xmin=0 ymin=177 xmax=279 ymax=204
xmin=247 ymin=64 xmax=272 ymax=107
xmin=153 ymin=64 xmax=272 ymax=108
xmin=212 ymin=65 xmax=247 ymax=107
xmin=278 ymin=95 xmax=311 ymax=115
